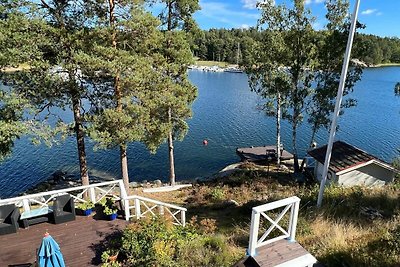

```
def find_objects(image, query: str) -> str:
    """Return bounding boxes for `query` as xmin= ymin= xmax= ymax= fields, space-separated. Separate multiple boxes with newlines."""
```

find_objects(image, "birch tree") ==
xmin=307 ymin=0 xmax=363 ymax=148
xmin=242 ymin=28 xmax=291 ymax=166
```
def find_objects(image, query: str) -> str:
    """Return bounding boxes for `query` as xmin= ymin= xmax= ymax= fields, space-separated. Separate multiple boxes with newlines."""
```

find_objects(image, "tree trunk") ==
xmin=109 ymin=0 xmax=130 ymax=194
xmin=72 ymin=97 xmax=89 ymax=187
xmin=168 ymin=108 xmax=176 ymax=185
xmin=292 ymin=117 xmax=300 ymax=173
xmin=276 ymin=92 xmax=281 ymax=166
xmin=166 ymin=3 xmax=176 ymax=185
xmin=120 ymin=144 xmax=130 ymax=194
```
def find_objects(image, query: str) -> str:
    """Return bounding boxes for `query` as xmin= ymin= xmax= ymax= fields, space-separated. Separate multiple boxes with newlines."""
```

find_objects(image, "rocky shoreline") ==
xmin=22 ymin=162 xmax=250 ymax=196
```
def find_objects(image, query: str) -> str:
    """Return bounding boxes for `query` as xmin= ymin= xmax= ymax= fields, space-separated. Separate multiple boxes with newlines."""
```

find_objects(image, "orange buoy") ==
xmin=203 ymin=139 xmax=208 ymax=145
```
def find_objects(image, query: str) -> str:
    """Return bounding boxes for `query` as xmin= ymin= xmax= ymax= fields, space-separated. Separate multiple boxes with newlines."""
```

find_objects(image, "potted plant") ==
xmin=100 ymin=198 xmax=118 ymax=220
xmin=76 ymin=201 xmax=95 ymax=216
xmin=103 ymin=206 xmax=118 ymax=221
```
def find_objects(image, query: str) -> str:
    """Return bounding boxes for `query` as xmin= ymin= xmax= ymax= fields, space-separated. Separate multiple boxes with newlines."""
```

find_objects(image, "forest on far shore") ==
xmin=192 ymin=28 xmax=400 ymax=66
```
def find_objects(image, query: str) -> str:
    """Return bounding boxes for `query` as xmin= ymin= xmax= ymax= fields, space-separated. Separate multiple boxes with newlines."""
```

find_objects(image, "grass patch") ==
xmin=194 ymin=60 xmax=230 ymax=67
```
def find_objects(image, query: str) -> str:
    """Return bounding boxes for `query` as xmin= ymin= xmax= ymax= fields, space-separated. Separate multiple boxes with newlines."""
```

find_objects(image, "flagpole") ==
xmin=317 ymin=0 xmax=361 ymax=207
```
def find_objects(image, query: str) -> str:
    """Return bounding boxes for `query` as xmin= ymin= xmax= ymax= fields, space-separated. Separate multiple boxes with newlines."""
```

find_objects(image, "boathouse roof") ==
xmin=307 ymin=141 xmax=397 ymax=175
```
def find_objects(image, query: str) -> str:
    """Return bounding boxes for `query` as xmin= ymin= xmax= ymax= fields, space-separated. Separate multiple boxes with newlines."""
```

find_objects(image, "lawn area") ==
xmin=194 ymin=60 xmax=230 ymax=68
xmin=135 ymin=162 xmax=400 ymax=267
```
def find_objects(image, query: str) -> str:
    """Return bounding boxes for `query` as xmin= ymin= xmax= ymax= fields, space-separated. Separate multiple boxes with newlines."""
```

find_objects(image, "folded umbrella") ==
xmin=37 ymin=232 xmax=66 ymax=267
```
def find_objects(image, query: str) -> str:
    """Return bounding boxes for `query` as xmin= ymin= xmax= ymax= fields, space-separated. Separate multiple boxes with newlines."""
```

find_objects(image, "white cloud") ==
xmin=361 ymin=9 xmax=377 ymax=15
xmin=376 ymin=12 xmax=383 ymax=16
xmin=241 ymin=0 xmax=273 ymax=9
xmin=241 ymin=24 xmax=250 ymax=29
xmin=305 ymin=0 xmax=324 ymax=5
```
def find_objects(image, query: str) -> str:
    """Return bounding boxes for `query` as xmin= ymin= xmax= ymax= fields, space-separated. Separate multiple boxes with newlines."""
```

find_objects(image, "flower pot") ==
xmin=76 ymin=208 xmax=92 ymax=216
xmin=107 ymin=213 xmax=117 ymax=221
xmin=82 ymin=209 xmax=92 ymax=216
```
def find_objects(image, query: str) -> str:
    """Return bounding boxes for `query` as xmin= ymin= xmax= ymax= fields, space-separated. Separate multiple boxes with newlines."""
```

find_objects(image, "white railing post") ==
xmin=118 ymin=180 xmax=130 ymax=221
xmin=288 ymin=199 xmax=300 ymax=242
xmin=248 ymin=209 xmax=260 ymax=257
xmin=89 ymin=188 xmax=96 ymax=203
xmin=118 ymin=180 xmax=128 ymax=199
xmin=22 ymin=199 xmax=30 ymax=212
xmin=124 ymin=199 xmax=130 ymax=221
xmin=159 ymin=205 xmax=164 ymax=215
xmin=181 ymin=210 xmax=186 ymax=226
xmin=134 ymin=198 xmax=141 ymax=219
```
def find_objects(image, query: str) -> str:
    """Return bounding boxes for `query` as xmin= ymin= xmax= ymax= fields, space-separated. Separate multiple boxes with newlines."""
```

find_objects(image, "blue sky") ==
xmin=192 ymin=0 xmax=400 ymax=38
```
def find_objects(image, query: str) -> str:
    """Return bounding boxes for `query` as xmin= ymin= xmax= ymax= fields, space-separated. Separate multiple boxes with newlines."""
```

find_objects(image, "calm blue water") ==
xmin=0 ymin=67 xmax=399 ymax=198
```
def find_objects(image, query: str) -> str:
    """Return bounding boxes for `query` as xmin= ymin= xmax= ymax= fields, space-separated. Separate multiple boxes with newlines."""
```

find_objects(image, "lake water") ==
xmin=1 ymin=67 xmax=399 ymax=198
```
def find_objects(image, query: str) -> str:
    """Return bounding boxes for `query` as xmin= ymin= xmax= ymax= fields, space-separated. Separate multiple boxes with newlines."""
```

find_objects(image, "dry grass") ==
xmin=130 ymin=165 xmax=400 ymax=266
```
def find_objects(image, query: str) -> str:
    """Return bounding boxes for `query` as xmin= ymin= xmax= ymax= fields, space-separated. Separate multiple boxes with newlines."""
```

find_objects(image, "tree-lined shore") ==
xmin=192 ymin=28 xmax=400 ymax=67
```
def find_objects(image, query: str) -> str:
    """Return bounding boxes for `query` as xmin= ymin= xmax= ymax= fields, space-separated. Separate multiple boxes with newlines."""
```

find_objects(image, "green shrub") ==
xmin=101 ymin=217 xmax=241 ymax=267
xmin=210 ymin=187 xmax=225 ymax=201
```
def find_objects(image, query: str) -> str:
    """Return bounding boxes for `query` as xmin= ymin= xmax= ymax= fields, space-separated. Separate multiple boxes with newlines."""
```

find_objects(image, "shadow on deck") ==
xmin=0 ymin=214 xmax=128 ymax=266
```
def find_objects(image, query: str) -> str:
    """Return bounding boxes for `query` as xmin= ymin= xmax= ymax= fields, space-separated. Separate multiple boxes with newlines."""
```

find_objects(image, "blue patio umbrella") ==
xmin=37 ymin=233 xmax=66 ymax=267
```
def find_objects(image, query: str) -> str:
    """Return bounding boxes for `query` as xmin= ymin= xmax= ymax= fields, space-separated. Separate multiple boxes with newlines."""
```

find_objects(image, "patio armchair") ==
xmin=0 ymin=204 xmax=20 ymax=235
xmin=52 ymin=194 xmax=76 ymax=224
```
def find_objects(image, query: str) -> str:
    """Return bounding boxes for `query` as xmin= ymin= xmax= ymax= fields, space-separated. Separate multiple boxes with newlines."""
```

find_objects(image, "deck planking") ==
xmin=0 ymin=214 xmax=129 ymax=267
xmin=234 ymin=239 xmax=320 ymax=267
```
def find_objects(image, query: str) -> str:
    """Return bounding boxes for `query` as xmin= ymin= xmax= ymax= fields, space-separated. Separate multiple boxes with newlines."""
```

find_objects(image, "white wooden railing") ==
xmin=0 ymin=179 xmax=186 ymax=226
xmin=248 ymin=196 xmax=300 ymax=257
xmin=0 ymin=180 xmax=125 ymax=213
xmin=123 ymin=195 xmax=186 ymax=226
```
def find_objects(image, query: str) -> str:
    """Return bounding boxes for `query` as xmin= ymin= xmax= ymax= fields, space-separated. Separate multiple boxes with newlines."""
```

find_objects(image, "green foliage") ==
xmin=98 ymin=197 xmax=118 ymax=215
xmin=192 ymin=28 xmax=400 ymax=67
xmin=210 ymin=187 xmax=225 ymax=202
xmin=101 ymin=217 xmax=240 ymax=267
xmin=76 ymin=201 xmax=95 ymax=210
xmin=0 ymin=91 xmax=28 ymax=160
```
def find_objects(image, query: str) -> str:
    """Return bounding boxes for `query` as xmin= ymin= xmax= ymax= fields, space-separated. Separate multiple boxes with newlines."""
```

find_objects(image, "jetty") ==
xmin=236 ymin=146 xmax=294 ymax=162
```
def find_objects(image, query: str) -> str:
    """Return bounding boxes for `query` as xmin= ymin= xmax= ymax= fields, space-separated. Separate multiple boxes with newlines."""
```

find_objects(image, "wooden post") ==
xmin=181 ymin=210 xmax=186 ymax=227
xmin=159 ymin=205 xmax=164 ymax=215
xmin=248 ymin=209 xmax=260 ymax=256
xmin=22 ymin=199 xmax=30 ymax=212
xmin=134 ymin=198 xmax=141 ymax=219
xmin=89 ymin=188 xmax=96 ymax=203
xmin=288 ymin=200 xmax=300 ymax=242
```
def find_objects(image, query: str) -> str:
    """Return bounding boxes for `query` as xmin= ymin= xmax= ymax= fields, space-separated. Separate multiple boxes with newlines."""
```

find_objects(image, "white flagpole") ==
xmin=317 ymin=0 xmax=361 ymax=207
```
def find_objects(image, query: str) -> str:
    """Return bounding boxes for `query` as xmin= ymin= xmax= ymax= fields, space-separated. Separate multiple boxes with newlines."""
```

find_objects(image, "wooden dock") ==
xmin=235 ymin=239 xmax=319 ymax=267
xmin=0 ymin=214 xmax=128 ymax=266
xmin=236 ymin=146 xmax=294 ymax=162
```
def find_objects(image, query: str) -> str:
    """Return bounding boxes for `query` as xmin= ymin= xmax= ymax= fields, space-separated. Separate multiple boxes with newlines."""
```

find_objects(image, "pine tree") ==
xmin=1 ymin=0 xmax=91 ymax=186
xmin=78 ymin=1 xmax=167 ymax=192
xmin=156 ymin=0 xmax=199 ymax=185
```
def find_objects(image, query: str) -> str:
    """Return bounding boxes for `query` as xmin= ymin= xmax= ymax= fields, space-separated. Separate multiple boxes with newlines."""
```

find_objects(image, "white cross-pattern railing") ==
xmin=0 ymin=180 xmax=125 ymax=213
xmin=248 ymin=196 xmax=300 ymax=257
xmin=0 ymin=179 xmax=187 ymax=226
xmin=123 ymin=195 xmax=186 ymax=226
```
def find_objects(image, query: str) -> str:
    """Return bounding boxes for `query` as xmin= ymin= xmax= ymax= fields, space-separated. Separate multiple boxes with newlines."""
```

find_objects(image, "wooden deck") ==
xmin=0 ymin=214 xmax=129 ymax=267
xmin=235 ymin=239 xmax=319 ymax=267
xmin=236 ymin=146 xmax=294 ymax=162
